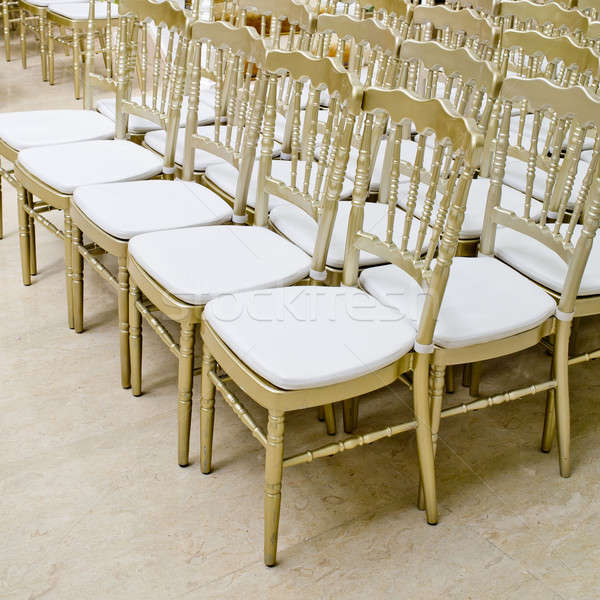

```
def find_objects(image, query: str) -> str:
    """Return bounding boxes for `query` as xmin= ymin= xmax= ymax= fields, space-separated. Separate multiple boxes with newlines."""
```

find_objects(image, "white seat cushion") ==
xmin=503 ymin=155 xmax=588 ymax=207
xmin=144 ymin=125 xmax=225 ymax=171
xmin=360 ymin=256 xmax=556 ymax=348
xmin=494 ymin=225 xmax=600 ymax=297
xmin=129 ymin=225 xmax=311 ymax=305
xmin=396 ymin=178 xmax=543 ymax=240
xmin=270 ymin=200 xmax=431 ymax=270
xmin=203 ymin=286 xmax=416 ymax=390
xmin=72 ymin=180 xmax=232 ymax=240
xmin=0 ymin=110 xmax=114 ymax=151
xmin=48 ymin=2 xmax=109 ymax=19
xmin=581 ymin=150 xmax=593 ymax=163
xmin=96 ymin=96 xmax=215 ymax=134
xmin=204 ymin=158 xmax=351 ymax=212
xmin=18 ymin=140 xmax=163 ymax=194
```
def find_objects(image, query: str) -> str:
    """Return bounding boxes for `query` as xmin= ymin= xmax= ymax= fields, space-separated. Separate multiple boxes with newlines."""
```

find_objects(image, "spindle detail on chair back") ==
xmin=256 ymin=49 xmax=363 ymax=278
xmin=481 ymin=76 xmax=600 ymax=314
xmin=343 ymin=89 xmax=484 ymax=347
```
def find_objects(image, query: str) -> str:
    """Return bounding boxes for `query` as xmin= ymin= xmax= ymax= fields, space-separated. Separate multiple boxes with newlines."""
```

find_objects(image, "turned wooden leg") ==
xmin=27 ymin=192 xmax=36 ymax=276
xmin=19 ymin=9 xmax=25 ymax=68
xmin=129 ymin=281 xmax=142 ymax=396
xmin=554 ymin=318 xmax=572 ymax=478
xmin=72 ymin=29 xmax=80 ymax=99
xmin=418 ymin=364 xmax=445 ymax=511
xmin=264 ymin=410 xmax=285 ymax=567
xmin=117 ymin=257 xmax=130 ymax=389
xmin=445 ymin=365 xmax=455 ymax=394
xmin=64 ymin=208 xmax=74 ymax=329
xmin=323 ymin=403 xmax=336 ymax=435
xmin=200 ymin=348 xmax=216 ymax=474
xmin=177 ymin=321 xmax=195 ymax=467
xmin=470 ymin=361 xmax=482 ymax=397
xmin=413 ymin=352 xmax=438 ymax=525
xmin=39 ymin=14 xmax=47 ymax=81
xmin=71 ymin=224 xmax=84 ymax=333
xmin=3 ymin=0 xmax=10 ymax=62
xmin=48 ymin=22 xmax=54 ymax=85
xmin=17 ymin=184 xmax=31 ymax=286
xmin=342 ymin=398 xmax=359 ymax=434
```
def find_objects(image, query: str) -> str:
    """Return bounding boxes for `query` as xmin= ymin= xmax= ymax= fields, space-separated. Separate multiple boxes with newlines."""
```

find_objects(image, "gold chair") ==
xmin=356 ymin=76 xmax=600 ymax=520
xmin=46 ymin=0 xmax=116 ymax=99
xmin=13 ymin=0 xmax=179 ymax=326
xmin=126 ymin=22 xmax=316 ymax=468
xmin=410 ymin=3 xmax=502 ymax=60
xmin=199 ymin=67 xmax=484 ymax=565
xmin=69 ymin=3 xmax=231 ymax=391
xmin=2 ymin=0 xmax=20 ymax=60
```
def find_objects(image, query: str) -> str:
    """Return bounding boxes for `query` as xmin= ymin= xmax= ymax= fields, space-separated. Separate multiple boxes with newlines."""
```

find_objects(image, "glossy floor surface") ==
xmin=2 ymin=37 xmax=600 ymax=600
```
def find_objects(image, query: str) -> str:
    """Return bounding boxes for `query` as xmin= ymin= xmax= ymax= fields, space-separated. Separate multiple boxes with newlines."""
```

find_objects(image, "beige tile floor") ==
xmin=2 ymin=34 xmax=600 ymax=600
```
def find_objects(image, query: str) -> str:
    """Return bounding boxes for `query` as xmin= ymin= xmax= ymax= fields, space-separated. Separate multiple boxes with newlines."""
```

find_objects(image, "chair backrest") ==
xmin=480 ymin=76 xmax=600 ymax=314
xmin=184 ymin=21 xmax=270 ymax=222
xmin=83 ymin=0 xmax=124 ymax=110
xmin=411 ymin=4 xmax=502 ymax=60
xmin=255 ymin=50 xmax=363 ymax=279
xmin=316 ymin=0 xmax=413 ymax=30
xmin=495 ymin=0 xmax=591 ymax=41
xmin=342 ymin=87 xmax=484 ymax=348
xmin=225 ymin=0 xmax=318 ymax=49
xmin=500 ymin=29 xmax=600 ymax=92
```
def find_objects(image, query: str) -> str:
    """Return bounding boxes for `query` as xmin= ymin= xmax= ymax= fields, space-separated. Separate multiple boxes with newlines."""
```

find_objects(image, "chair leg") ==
xmin=72 ymin=29 xmax=80 ymax=99
xmin=117 ymin=257 xmax=130 ymax=389
xmin=3 ymin=0 xmax=10 ymax=62
xmin=342 ymin=398 xmax=359 ymax=434
xmin=63 ymin=208 xmax=74 ymax=329
xmin=177 ymin=321 xmax=195 ymax=467
xmin=470 ymin=361 xmax=482 ymax=397
xmin=264 ymin=410 xmax=285 ymax=567
xmin=200 ymin=348 xmax=216 ymax=474
xmin=48 ymin=23 xmax=54 ymax=85
xmin=323 ymin=403 xmax=336 ymax=435
xmin=554 ymin=318 xmax=571 ymax=478
xmin=129 ymin=281 xmax=142 ymax=396
xmin=17 ymin=184 xmax=31 ymax=286
xmin=71 ymin=224 xmax=84 ymax=332
xmin=418 ymin=363 xmax=445 ymax=511
xmin=413 ymin=352 xmax=438 ymax=525
xmin=0 ymin=169 xmax=3 ymax=240
xmin=540 ymin=387 xmax=556 ymax=453
xmin=39 ymin=13 xmax=47 ymax=81
xmin=462 ymin=363 xmax=472 ymax=387
xmin=19 ymin=9 xmax=25 ymax=68
xmin=27 ymin=192 xmax=36 ymax=276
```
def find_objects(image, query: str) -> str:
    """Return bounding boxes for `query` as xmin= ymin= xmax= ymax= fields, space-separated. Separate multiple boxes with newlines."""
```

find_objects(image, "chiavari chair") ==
xmin=316 ymin=0 xmax=413 ymax=32
xmin=12 ymin=0 xmax=187 ymax=326
xmin=2 ymin=0 xmax=20 ymax=60
xmin=199 ymin=76 xmax=484 ymax=565
xmin=69 ymin=15 xmax=246 ymax=391
xmin=358 ymin=76 xmax=600 ymax=521
xmin=125 ymin=27 xmax=318 ymax=468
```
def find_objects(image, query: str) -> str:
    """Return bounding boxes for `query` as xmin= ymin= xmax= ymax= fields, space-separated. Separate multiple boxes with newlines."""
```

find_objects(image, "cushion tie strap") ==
xmin=414 ymin=341 xmax=435 ymax=354
xmin=310 ymin=268 xmax=327 ymax=282
xmin=232 ymin=214 xmax=248 ymax=224
xmin=555 ymin=308 xmax=574 ymax=322
xmin=162 ymin=166 xmax=176 ymax=175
